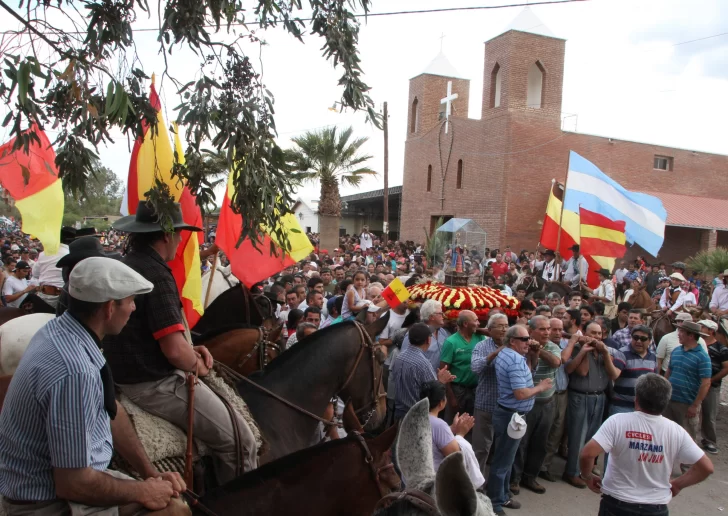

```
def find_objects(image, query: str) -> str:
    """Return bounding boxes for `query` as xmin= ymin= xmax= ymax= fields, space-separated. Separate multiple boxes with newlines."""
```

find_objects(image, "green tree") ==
xmin=0 ymin=0 xmax=379 ymax=255
xmin=286 ymin=126 xmax=376 ymax=251
xmin=63 ymin=165 xmax=122 ymax=230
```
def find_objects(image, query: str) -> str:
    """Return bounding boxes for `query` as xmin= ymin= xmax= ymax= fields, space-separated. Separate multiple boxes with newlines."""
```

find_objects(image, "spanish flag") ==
xmin=579 ymin=207 xmax=626 ymax=276
xmin=0 ymin=126 xmax=63 ymax=254
xmin=539 ymin=179 xmax=602 ymax=288
xmin=123 ymin=76 xmax=204 ymax=327
xmin=215 ymin=168 xmax=313 ymax=288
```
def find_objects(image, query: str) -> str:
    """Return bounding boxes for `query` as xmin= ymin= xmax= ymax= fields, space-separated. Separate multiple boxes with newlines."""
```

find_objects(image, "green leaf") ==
xmin=20 ymin=164 xmax=30 ymax=186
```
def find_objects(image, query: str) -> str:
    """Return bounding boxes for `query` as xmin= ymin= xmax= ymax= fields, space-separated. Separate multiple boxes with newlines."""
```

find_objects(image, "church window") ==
xmin=526 ymin=61 xmax=545 ymax=109
xmin=410 ymin=97 xmax=419 ymax=133
xmin=427 ymin=165 xmax=432 ymax=192
xmin=456 ymin=160 xmax=463 ymax=189
xmin=490 ymin=63 xmax=502 ymax=108
xmin=653 ymin=155 xmax=673 ymax=171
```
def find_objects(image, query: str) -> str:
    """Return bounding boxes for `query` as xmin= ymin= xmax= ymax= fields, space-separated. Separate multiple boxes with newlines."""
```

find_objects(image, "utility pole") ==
xmin=382 ymin=101 xmax=389 ymax=239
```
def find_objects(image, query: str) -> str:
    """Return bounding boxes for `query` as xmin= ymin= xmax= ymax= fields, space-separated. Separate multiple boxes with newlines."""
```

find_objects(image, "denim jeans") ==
xmin=566 ymin=391 xmax=606 ymax=477
xmin=512 ymin=398 xmax=555 ymax=483
xmin=486 ymin=406 xmax=525 ymax=513
xmin=599 ymin=495 xmax=668 ymax=516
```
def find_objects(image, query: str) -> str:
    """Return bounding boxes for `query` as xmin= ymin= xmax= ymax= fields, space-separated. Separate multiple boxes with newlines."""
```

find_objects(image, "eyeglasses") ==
xmin=632 ymin=335 xmax=650 ymax=342
xmin=511 ymin=336 xmax=531 ymax=342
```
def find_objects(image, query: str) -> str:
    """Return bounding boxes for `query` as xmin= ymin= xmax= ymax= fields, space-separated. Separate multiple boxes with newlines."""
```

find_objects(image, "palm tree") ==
xmin=286 ymin=126 xmax=377 ymax=251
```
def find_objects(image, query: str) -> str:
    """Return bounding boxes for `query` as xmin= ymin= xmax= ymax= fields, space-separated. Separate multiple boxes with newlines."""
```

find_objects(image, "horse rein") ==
xmin=351 ymin=430 xmax=396 ymax=499
xmin=233 ymin=325 xmax=280 ymax=371
xmin=375 ymin=489 xmax=439 ymax=515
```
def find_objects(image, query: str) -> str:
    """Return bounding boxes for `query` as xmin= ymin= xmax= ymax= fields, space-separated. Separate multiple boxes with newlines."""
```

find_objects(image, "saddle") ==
xmin=111 ymin=367 xmax=264 ymax=477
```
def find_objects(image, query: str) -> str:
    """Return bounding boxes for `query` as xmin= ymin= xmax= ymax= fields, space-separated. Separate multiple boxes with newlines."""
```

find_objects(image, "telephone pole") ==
xmin=382 ymin=101 xmax=389 ymax=239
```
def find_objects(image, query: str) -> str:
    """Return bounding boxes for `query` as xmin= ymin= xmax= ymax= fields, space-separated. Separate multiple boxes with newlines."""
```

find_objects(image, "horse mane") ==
xmin=192 ymin=323 xmax=259 ymax=343
xmin=204 ymin=286 xmax=244 ymax=313
xmin=204 ymin=433 xmax=361 ymax=496
xmin=258 ymin=321 xmax=356 ymax=374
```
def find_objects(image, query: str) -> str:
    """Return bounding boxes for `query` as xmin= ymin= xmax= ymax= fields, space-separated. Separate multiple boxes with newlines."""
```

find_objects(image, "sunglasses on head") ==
xmin=511 ymin=336 xmax=531 ymax=342
xmin=632 ymin=335 xmax=650 ymax=342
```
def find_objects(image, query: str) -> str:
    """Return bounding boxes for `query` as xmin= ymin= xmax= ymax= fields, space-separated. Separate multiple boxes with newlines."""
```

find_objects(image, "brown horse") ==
xmin=195 ymin=422 xmax=399 ymax=516
xmin=192 ymin=284 xmax=276 ymax=337
xmin=650 ymin=311 xmax=674 ymax=346
xmin=196 ymin=324 xmax=283 ymax=377
xmin=628 ymin=287 xmax=655 ymax=311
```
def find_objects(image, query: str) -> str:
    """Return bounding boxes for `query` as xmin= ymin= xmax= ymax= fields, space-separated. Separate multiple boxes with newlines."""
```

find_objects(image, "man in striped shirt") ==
xmin=0 ymin=257 xmax=187 ymax=514
xmin=610 ymin=324 xmax=658 ymax=415
xmin=664 ymin=321 xmax=712 ymax=444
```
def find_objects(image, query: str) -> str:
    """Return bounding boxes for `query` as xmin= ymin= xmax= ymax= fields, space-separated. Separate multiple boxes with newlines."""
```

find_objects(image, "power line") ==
xmin=0 ymin=0 xmax=588 ymax=35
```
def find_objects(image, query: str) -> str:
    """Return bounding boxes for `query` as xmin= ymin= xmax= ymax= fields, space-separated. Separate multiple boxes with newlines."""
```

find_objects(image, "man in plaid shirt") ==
xmin=611 ymin=309 xmax=644 ymax=349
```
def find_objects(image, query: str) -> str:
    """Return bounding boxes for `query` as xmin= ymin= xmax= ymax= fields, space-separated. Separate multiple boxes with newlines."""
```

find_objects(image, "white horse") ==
xmin=201 ymin=259 xmax=239 ymax=308
xmin=0 ymin=313 xmax=55 ymax=375
xmin=387 ymin=398 xmax=496 ymax=516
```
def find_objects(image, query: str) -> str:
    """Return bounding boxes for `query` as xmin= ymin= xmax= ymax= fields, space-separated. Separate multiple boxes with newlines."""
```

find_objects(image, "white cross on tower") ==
xmin=440 ymin=81 xmax=458 ymax=134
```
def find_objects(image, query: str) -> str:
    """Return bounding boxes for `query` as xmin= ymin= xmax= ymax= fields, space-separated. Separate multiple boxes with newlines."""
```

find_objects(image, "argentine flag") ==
xmin=563 ymin=151 xmax=667 ymax=256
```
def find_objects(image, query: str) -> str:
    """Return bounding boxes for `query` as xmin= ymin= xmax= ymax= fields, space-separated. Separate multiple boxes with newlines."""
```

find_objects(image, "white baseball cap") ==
xmin=69 ymin=257 xmax=153 ymax=302
xmin=507 ymin=412 xmax=527 ymax=439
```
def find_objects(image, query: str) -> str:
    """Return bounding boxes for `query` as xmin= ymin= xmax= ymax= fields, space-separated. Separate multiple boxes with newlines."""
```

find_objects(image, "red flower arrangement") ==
xmin=407 ymin=281 xmax=521 ymax=320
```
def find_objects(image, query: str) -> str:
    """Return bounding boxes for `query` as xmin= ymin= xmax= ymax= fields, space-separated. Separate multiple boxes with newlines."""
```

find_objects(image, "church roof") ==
xmin=500 ymin=7 xmax=558 ymax=39
xmin=419 ymin=53 xmax=465 ymax=80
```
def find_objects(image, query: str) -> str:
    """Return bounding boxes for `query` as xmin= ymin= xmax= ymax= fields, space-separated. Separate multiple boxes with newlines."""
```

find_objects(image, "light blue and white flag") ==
xmin=563 ymin=151 xmax=667 ymax=256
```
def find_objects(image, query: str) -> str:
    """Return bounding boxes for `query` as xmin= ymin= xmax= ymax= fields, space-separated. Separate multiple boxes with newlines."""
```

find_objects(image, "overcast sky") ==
xmin=2 ymin=0 xmax=727 ymax=209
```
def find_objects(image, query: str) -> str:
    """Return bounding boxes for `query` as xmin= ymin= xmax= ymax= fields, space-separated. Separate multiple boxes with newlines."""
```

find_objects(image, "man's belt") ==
xmin=568 ymin=388 xmax=604 ymax=395
xmin=39 ymin=285 xmax=61 ymax=296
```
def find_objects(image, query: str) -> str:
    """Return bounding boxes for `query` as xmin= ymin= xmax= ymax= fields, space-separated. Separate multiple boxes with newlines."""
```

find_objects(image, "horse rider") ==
xmin=583 ymin=268 xmax=616 ymax=318
xmin=670 ymin=261 xmax=687 ymax=277
xmin=562 ymin=245 xmax=588 ymax=290
xmin=56 ymin=236 xmax=120 ymax=317
xmin=535 ymin=249 xmax=561 ymax=283
xmin=30 ymin=226 xmax=76 ymax=310
xmin=660 ymin=272 xmax=688 ymax=317
xmin=709 ymin=270 xmax=728 ymax=317
xmin=105 ymin=201 xmax=259 ymax=484
xmin=0 ymin=257 xmax=189 ymax=515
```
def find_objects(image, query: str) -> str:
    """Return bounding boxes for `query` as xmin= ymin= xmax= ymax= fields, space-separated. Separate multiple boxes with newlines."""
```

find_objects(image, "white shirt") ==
xmin=623 ymin=289 xmax=634 ymax=302
xmin=593 ymin=411 xmax=704 ymax=505
xmin=682 ymin=291 xmax=697 ymax=307
xmin=562 ymin=255 xmax=589 ymax=285
xmin=659 ymin=287 xmax=686 ymax=311
xmin=31 ymin=244 xmax=69 ymax=288
xmin=655 ymin=331 xmax=708 ymax=372
xmin=538 ymin=259 xmax=561 ymax=282
xmin=359 ymin=232 xmax=373 ymax=251
xmin=380 ymin=309 xmax=409 ymax=341
xmin=709 ymin=283 xmax=728 ymax=311
xmin=597 ymin=279 xmax=615 ymax=304
xmin=3 ymin=276 xmax=28 ymax=307
xmin=615 ymin=268 xmax=628 ymax=284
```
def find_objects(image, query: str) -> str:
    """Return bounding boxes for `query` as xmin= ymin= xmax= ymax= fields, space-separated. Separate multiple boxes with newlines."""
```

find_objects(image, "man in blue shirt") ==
xmin=486 ymin=324 xmax=553 ymax=516
xmin=0 ymin=257 xmax=186 ymax=514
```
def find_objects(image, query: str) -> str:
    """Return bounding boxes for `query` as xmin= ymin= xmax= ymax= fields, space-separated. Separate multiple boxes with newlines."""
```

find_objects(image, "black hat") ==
xmin=56 ymin=236 xmax=108 ymax=269
xmin=598 ymin=268 xmax=611 ymax=277
xmin=61 ymin=226 xmax=77 ymax=244
xmin=113 ymin=201 xmax=202 ymax=234
xmin=75 ymin=227 xmax=99 ymax=238
xmin=12 ymin=260 xmax=31 ymax=272
xmin=569 ymin=244 xmax=580 ymax=252
xmin=543 ymin=249 xmax=556 ymax=256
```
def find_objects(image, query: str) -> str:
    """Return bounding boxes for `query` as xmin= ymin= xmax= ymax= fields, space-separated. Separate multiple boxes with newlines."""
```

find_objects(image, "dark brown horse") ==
xmin=651 ymin=311 xmax=674 ymax=346
xmin=236 ymin=316 xmax=390 ymax=462
xmin=192 ymin=284 xmax=276 ymax=337
xmin=195 ymin=422 xmax=399 ymax=516
xmin=195 ymin=324 xmax=283 ymax=377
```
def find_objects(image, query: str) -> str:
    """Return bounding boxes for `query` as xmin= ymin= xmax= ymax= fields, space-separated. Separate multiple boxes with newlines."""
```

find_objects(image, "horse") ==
xmin=195 ymin=405 xmax=399 ymax=516
xmin=194 ymin=324 xmax=284 ymax=377
xmin=627 ymin=287 xmax=655 ymax=312
xmin=374 ymin=398 xmax=495 ymax=516
xmin=0 ymin=307 xmax=28 ymax=327
xmin=0 ymin=313 xmax=55 ymax=374
xmin=192 ymin=284 xmax=276 ymax=337
xmin=650 ymin=311 xmax=674 ymax=347
xmin=236 ymin=316 xmax=390 ymax=462
xmin=200 ymin=261 xmax=239 ymax=308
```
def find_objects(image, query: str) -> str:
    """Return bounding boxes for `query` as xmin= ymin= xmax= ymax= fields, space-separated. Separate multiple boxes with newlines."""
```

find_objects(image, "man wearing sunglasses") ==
xmin=609 ymin=325 xmax=659 ymax=416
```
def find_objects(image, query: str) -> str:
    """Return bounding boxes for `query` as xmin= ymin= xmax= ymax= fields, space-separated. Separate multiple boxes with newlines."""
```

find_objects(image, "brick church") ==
xmin=399 ymin=9 xmax=728 ymax=263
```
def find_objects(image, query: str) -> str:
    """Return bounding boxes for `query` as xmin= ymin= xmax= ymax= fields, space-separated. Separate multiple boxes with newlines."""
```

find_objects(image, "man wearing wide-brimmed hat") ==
xmin=655 ymin=312 xmax=707 ymax=375
xmin=534 ymin=249 xmax=560 ymax=283
xmin=29 ymin=226 xmax=76 ymax=309
xmin=659 ymin=272 xmax=688 ymax=315
xmin=664 ymin=320 xmax=712 ymax=445
xmin=583 ymin=268 xmax=616 ymax=318
xmin=561 ymin=244 xmax=588 ymax=289
xmin=709 ymin=269 xmax=728 ymax=317
xmin=105 ymin=201 xmax=258 ymax=483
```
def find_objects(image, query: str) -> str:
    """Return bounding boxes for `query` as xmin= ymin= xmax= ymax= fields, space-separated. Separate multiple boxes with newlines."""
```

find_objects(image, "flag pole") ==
xmin=555 ymin=153 xmax=571 ymax=256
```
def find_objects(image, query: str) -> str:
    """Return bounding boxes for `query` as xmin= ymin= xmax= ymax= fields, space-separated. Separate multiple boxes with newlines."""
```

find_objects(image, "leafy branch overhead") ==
xmin=0 ymin=0 xmax=381 ymax=253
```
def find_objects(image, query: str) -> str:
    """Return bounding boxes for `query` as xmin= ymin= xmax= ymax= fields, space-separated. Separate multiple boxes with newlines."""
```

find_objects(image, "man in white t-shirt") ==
xmin=359 ymin=226 xmax=373 ymax=251
xmin=579 ymin=373 xmax=713 ymax=515
xmin=2 ymin=261 xmax=36 ymax=307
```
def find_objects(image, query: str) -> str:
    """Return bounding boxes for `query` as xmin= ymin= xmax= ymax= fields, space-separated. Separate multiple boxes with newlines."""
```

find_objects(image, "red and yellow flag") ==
xmin=124 ymin=76 xmax=204 ymax=327
xmin=216 ymin=169 xmax=313 ymax=288
xmin=382 ymin=277 xmax=410 ymax=308
xmin=579 ymin=207 xmax=626 ymax=278
xmin=0 ymin=126 xmax=63 ymax=254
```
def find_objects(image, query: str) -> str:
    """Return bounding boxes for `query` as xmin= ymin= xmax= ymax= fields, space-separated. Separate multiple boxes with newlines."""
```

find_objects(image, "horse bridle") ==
xmin=351 ymin=430 xmax=397 ymax=499
xmin=374 ymin=489 xmax=439 ymax=515
xmin=233 ymin=324 xmax=281 ymax=372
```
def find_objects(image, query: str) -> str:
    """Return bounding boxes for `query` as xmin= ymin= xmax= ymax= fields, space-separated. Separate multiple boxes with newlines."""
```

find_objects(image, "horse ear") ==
xmin=364 ymin=310 xmax=390 ymax=340
xmin=342 ymin=401 xmax=364 ymax=434
xmin=395 ymin=398 xmax=434 ymax=489
xmin=435 ymin=452 xmax=479 ymax=516
xmin=373 ymin=422 xmax=398 ymax=453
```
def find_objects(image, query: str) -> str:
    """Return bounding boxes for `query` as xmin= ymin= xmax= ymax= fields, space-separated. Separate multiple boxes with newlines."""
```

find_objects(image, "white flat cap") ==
xmin=70 ymin=257 xmax=153 ymax=302
xmin=669 ymin=272 xmax=687 ymax=282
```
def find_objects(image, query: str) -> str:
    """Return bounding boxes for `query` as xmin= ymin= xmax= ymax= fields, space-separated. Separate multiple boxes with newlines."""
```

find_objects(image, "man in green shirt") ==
xmin=440 ymin=309 xmax=484 ymax=441
xmin=511 ymin=315 xmax=562 ymax=495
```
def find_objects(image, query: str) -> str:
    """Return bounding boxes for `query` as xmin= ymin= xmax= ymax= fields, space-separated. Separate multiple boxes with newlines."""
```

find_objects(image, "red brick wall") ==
xmin=407 ymin=74 xmax=470 ymax=138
